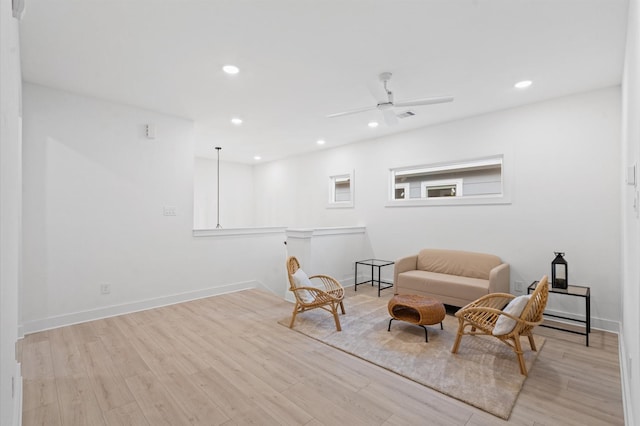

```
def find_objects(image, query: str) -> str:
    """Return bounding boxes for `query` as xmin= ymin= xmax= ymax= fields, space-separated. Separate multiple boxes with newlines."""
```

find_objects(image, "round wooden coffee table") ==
xmin=387 ymin=294 xmax=445 ymax=342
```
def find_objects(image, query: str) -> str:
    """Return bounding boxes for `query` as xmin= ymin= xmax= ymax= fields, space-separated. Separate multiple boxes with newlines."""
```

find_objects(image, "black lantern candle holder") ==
xmin=551 ymin=252 xmax=568 ymax=289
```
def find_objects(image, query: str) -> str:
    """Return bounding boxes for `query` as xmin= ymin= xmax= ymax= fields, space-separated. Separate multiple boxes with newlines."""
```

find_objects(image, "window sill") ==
xmin=385 ymin=194 xmax=511 ymax=207
xmin=327 ymin=202 xmax=354 ymax=209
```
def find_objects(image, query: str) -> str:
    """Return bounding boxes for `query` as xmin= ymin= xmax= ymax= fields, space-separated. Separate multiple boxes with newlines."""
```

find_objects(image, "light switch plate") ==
xmin=627 ymin=164 xmax=637 ymax=186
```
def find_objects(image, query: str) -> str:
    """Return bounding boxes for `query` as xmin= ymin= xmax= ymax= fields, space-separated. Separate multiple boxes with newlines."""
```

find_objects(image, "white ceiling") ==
xmin=19 ymin=0 xmax=629 ymax=164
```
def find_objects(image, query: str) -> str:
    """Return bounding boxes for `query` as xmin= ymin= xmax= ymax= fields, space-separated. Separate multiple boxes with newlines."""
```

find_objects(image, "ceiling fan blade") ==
xmin=382 ymin=109 xmax=399 ymax=126
xmin=394 ymin=96 xmax=454 ymax=108
xmin=327 ymin=105 xmax=377 ymax=119
xmin=366 ymin=80 xmax=387 ymax=103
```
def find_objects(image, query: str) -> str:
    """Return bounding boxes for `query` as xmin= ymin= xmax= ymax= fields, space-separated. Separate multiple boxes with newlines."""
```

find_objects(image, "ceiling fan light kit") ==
xmin=327 ymin=72 xmax=454 ymax=126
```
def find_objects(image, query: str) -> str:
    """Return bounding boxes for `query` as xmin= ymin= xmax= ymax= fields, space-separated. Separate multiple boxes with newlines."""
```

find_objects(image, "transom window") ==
xmin=389 ymin=156 xmax=505 ymax=206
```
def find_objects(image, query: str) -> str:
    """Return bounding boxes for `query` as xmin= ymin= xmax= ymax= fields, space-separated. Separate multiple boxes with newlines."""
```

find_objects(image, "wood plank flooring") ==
xmin=19 ymin=285 xmax=625 ymax=425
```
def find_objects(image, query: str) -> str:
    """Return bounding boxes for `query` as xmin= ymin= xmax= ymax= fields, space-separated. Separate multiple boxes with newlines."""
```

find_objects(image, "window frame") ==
xmin=421 ymin=178 xmax=464 ymax=198
xmin=394 ymin=182 xmax=410 ymax=200
xmin=327 ymin=171 xmax=354 ymax=208
xmin=387 ymin=155 xmax=511 ymax=207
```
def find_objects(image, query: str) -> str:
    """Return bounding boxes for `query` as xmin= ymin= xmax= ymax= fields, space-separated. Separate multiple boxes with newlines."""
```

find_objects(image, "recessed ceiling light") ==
xmin=253 ymin=155 xmax=261 ymax=161
xmin=514 ymin=80 xmax=533 ymax=89
xmin=231 ymin=117 xmax=243 ymax=125
xmin=223 ymin=65 xmax=239 ymax=75
xmin=317 ymin=139 xmax=326 ymax=145
xmin=368 ymin=121 xmax=379 ymax=128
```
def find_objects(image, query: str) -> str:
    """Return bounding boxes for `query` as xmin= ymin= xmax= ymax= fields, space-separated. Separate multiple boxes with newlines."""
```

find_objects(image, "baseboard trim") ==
xmin=543 ymin=308 xmax=619 ymax=333
xmin=13 ymin=362 xmax=22 ymax=426
xmin=19 ymin=280 xmax=260 ymax=335
xmin=619 ymin=326 xmax=634 ymax=426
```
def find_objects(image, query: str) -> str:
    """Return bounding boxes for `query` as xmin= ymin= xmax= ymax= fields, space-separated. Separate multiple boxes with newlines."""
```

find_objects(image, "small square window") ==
xmin=328 ymin=172 xmax=354 ymax=208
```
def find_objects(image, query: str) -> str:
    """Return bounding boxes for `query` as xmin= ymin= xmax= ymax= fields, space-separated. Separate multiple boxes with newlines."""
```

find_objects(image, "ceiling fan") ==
xmin=327 ymin=72 xmax=454 ymax=126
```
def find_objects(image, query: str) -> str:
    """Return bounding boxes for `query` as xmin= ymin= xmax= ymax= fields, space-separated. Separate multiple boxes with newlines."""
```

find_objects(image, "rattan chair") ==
xmin=286 ymin=256 xmax=346 ymax=331
xmin=451 ymin=275 xmax=549 ymax=375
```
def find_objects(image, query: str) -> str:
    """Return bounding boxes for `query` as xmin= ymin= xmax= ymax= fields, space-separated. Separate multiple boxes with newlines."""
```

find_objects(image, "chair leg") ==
xmin=513 ymin=336 xmax=528 ymax=376
xmin=289 ymin=303 xmax=300 ymax=328
xmin=527 ymin=333 xmax=537 ymax=351
xmin=339 ymin=301 xmax=345 ymax=314
xmin=451 ymin=320 xmax=465 ymax=353
xmin=332 ymin=304 xmax=342 ymax=332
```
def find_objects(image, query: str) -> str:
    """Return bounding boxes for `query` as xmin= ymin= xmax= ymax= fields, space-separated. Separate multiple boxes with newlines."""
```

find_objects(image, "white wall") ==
xmin=21 ymin=84 xmax=288 ymax=333
xmin=0 ymin=1 xmax=22 ymax=424
xmin=193 ymin=157 xmax=254 ymax=229
xmin=285 ymin=227 xmax=373 ymax=287
xmin=254 ymin=87 xmax=622 ymax=330
xmin=621 ymin=0 xmax=639 ymax=423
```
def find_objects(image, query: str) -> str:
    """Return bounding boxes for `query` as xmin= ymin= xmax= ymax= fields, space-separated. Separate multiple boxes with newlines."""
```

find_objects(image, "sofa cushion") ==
xmin=416 ymin=249 xmax=502 ymax=280
xmin=397 ymin=270 xmax=489 ymax=302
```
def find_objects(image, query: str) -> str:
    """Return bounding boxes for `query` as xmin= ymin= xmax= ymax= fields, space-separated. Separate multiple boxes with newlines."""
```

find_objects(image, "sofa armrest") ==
xmin=394 ymin=255 xmax=418 ymax=287
xmin=489 ymin=263 xmax=510 ymax=294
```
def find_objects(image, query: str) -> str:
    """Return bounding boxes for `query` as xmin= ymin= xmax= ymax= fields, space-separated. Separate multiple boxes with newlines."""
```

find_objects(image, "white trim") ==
xmin=389 ymin=154 xmax=509 ymax=206
xmin=286 ymin=229 xmax=315 ymax=239
xmin=394 ymin=156 xmax=502 ymax=176
xmin=13 ymin=362 xmax=22 ymax=426
xmin=326 ymin=202 xmax=354 ymax=209
xmin=19 ymin=280 xmax=262 ymax=335
xmin=619 ymin=325 xmax=634 ymax=426
xmin=286 ymin=226 xmax=366 ymax=239
xmin=311 ymin=226 xmax=366 ymax=236
xmin=394 ymin=183 xmax=410 ymax=200
xmin=421 ymin=178 xmax=464 ymax=198
xmin=543 ymin=308 xmax=619 ymax=333
xmin=193 ymin=227 xmax=287 ymax=237
xmin=386 ymin=193 xmax=511 ymax=207
xmin=327 ymin=171 xmax=354 ymax=208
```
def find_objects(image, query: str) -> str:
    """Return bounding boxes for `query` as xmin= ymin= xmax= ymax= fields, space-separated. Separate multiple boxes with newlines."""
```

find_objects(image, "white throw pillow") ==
xmin=492 ymin=295 xmax=531 ymax=336
xmin=292 ymin=268 xmax=317 ymax=303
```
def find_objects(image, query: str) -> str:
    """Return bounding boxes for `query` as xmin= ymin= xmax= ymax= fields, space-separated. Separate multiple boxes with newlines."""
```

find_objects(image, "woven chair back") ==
xmin=517 ymin=275 xmax=549 ymax=334
xmin=286 ymin=256 xmax=301 ymax=292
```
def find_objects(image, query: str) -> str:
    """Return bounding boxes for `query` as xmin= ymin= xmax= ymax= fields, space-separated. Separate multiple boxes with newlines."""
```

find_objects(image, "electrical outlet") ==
xmin=514 ymin=281 xmax=524 ymax=292
xmin=100 ymin=284 xmax=111 ymax=295
xmin=163 ymin=206 xmax=176 ymax=216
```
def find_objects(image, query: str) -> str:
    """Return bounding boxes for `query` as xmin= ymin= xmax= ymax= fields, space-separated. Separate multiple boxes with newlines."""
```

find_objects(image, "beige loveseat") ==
xmin=393 ymin=249 xmax=510 ymax=307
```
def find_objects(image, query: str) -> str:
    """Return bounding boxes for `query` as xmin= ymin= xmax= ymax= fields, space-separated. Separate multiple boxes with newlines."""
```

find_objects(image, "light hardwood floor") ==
xmin=19 ymin=285 xmax=624 ymax=425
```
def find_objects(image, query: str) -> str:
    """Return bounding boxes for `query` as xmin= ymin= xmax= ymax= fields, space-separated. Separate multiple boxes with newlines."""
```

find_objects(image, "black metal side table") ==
xmin=354 ymin=259 xmax=394 ymax=297
xmin=528 ymin=280 xmax=591 ymax=346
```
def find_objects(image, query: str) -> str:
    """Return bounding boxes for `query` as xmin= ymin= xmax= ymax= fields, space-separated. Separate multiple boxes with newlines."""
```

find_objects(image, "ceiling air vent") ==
xmin=397 ymin=111 xmax=416 ymax=119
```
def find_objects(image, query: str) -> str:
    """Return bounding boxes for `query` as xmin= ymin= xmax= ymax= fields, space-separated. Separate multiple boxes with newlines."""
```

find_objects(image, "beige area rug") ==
xmin=279 ymin=293 xmax=545 ymax=420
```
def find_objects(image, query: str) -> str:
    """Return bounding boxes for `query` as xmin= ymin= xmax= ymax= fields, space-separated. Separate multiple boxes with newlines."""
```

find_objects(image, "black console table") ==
xmin=528 ymin=280 xmax=591 ymax=346
xmin=354 ymin=259 xmax=394 ymax=297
